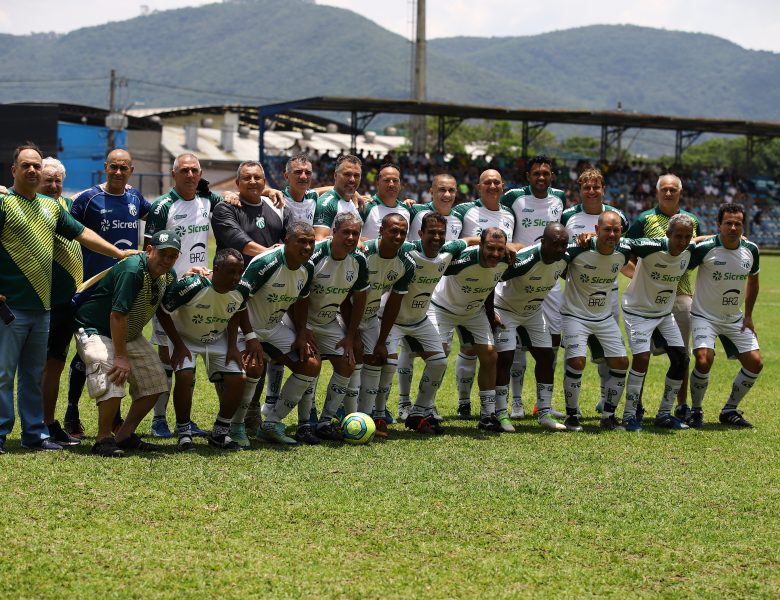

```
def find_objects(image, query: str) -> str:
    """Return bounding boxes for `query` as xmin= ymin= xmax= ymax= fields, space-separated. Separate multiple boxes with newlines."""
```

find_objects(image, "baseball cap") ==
xmin=150 ymin=230 xmax=181 ymax=251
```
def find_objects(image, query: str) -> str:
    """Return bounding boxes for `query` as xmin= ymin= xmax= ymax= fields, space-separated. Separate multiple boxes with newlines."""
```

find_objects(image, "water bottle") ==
xmin=76 ymin=327 xmax=89 ymax=345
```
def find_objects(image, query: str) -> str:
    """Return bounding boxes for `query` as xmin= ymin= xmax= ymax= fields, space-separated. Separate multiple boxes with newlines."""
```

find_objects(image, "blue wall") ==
xmin=57 ymin=122 xmax=127 ymax=193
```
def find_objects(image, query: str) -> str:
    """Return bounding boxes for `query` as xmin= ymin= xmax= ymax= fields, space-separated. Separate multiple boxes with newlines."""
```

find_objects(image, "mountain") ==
xmin=0 ymin=1 xmax=779 ymax=123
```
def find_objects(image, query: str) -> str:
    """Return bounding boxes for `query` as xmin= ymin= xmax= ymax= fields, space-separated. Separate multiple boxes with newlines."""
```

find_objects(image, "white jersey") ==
xmin=689 ymin=235 xmax=760 ymax=324
xmin=560 ymin=203 xmax=629 ymax=242
xmin=495 ymin=244 xmax=566 ymax=318
xmin=452 ymin=199 xmax=514 ymax=241
xmin=313 ymin=189 xmax=361 ymax=231
xmin=384 ymin=239 xmax=467 ymax=326
xmin=622 ymin=238 xmax=694 ymax=319
xmin=161 ymin=274 xmax=245 ymax=345
xmin=360 ymin=239 xmax=415 ymax=321
xmin=406 ymin=202 xmax=463 ymax=242
xmin=307 ymin=240 xmax=370 ymax=326
xmin=359 ymin=195 xmax=411 ymax=240
xmin=500 ymin=187 xmax=564 ymax=245
xmin=283 ymin=187 xmax=318 ymax=225
xmin=238 ymin=247 xmax=312 ymax=333
xmin=431 ymin=246 xmax=509 ymax=316
xmin=561 ymin=238 xmax=631 ymax=321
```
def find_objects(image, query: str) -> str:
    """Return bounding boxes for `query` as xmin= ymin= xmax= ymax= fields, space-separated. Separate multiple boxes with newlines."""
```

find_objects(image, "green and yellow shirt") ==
xmin=51 ymin=195 xmax=84 ymax=306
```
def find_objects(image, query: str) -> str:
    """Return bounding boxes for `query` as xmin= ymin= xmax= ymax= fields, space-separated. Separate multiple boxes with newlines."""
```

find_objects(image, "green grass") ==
xmin=1 ymin=259 xmax=779 ymax=598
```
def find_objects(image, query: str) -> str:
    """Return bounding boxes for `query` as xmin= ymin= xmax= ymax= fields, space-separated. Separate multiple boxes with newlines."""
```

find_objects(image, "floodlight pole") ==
xmin=411 ymin=0 xmax=427 ymax=154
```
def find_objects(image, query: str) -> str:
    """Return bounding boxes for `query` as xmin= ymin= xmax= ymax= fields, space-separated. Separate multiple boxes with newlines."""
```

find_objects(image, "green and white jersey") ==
xmin=51 ymin=195 xmax=84 ymax=306
xmin=407 ymin=202 xmax=462 ymax=242
xmin=361 ymin=239 xmax=416 ymax=321
xmin=359 ymin=195 xmax=411 ymax=240
xmin=500 ymin=186 xmax=564 ymax=245
xmin=560 ymin=203 xmax=629 ymax=242
xmin=625 ymin=207 xmax=700 ymax=296
xmin=561 ymin=238 xmax=631 ymax=321
xmin=0 ymin=189 xmax=85 ymax=311
xmin=162 ymin=274 xmax=245 ymax=344
xmin=307 ymin=240 xmax=369 ymax=326
xmin=312 ymin=189 xmax=361 ymax=231
xmin=452 ymin=199 xmax=514 ymax=241
xmin=283 ymin=187 xmax=318 ymax=225
xmin=146 ymin=187 xmax=222 ymax=276
xmin=622 ymin=238 xmax=694 ymax=319
xmin=431 ymin=246 xmax=509 ymax=316
xmin=238 ymin=246 xmax=313 ymax=332
xmin=387 ymin=240 xmax=467 ymax=325
xmin=74 ymin=253 xmax=176 ymax=340
xmin=495 ymin=244 xmax=566 ymax=318
xmin=688 ymin=236 xmax=760 ymax=324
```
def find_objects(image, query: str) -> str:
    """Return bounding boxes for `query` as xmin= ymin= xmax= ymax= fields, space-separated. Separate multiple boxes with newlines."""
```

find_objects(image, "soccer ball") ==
xmin=341 ymin=412 xmax=376 ymax=445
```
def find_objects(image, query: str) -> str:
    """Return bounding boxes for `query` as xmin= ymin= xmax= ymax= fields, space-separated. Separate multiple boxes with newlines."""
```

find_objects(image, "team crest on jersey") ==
xmin=450 ymin=224 xmax=458 ymax=234
xmin=437 ymin=263 xmax=445 ymax=273
xmin=503 ymin=221 xmax=512 ymax=230
xmin=346 ymin=270 xmax=355 ymax=282
xmin=611 ymin=263 xmax=620 ymax=273
xmin=553 ymin=270 xmax=561 ymax=280
xmin=741 ymin=259 xmax=751 ymax=270
xmin=307 ymin=211 xmax=314 ymax=221
xmin=256 ymin=216 xmax=266 ymax=229
xmin=551 ymin=206 xmax=561 ymax=217
xmin=680 ymin=260 xmax=688 ymax=270
xmin=494 ymin=273 xmax=502 ymax=282
xmin=128 ymin=204 xmax=137 ymax=217
xmin=201 ymin=210 xmax=208 ymax=218
xmin=226 ymin=302 xmax=237 ymax=313
xmin=296 ymin=278 xmax=305 ymax=291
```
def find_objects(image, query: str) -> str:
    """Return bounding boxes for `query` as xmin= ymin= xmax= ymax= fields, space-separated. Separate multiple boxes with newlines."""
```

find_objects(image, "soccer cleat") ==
xmin=314 ymin=421 xmax=344 ymax=442
xmin=719 ymin=410 xmax=753 ymax=428
xmin=405 ymin=414 xmax=435 ymax=435
xmin=384 ymin=409 xmax=397 ymax=425
xmin=595 ymin=399 xmax=605 ymax=414
xmin=63 ymin=418 xmax=85 ymax=439
xmin=117 ymin=433 xmax=164 ymax=452
xmin=430 ymin=406 xmax=444 ymax=422
xmin=623 ymin=416 xmax=642 ymax=432
xmin=510 ymin=400 xmax=525 ymax=419
xmin=374 ymin=417 xmax=389 ymax=439
xmin=151 ymin=417 xmax=173 ymax=438
xmin=477 ymin=414 xmax=503 ymax=432
xmin=532 ymin=404 xmax=565 ymax=419
xmin=335 ymin=405 xmax=346 ymax=423
xmin=653 ymin=414 xmax=689 ymax=430
xmin=600 ymin=415 xmax=625 ymax=431
xmin=564 ymin=415 xmax=583 ymax=432
xmin=687 ymin=409 xmax=704 ymax=429
xmin=91 ymin=437 xmax=124 ymax=457
xmin=21 ymin=438 xmax=63 ymax=451
xmin=229 ymin=423 xmax=251 ymax=449
xmin=498 ymin=416 xmax=516 ymax=432
xmin=176 ymin=435 xmax=196 ymax=453
xmin=207 ymin=433 xmax=241 ymax=451
xmin=259 ymin=422 xmax=297 ymax=445
xmin=189 ymin=421 xmax=208 ymax=438
xmin=398 ymin=403 xmax=412 ymax=423
xmin=674 ymin=403 xmax=692 ymax=422
xmin=538 ymin=414 xmax=566 ymax=431
xmin=457 ymin=402 xmax=472 ymax=420
xmin=47 ymin=420 xmax=81 ymax=446
xmin=294 ymin=425 xmax=321 ymax=445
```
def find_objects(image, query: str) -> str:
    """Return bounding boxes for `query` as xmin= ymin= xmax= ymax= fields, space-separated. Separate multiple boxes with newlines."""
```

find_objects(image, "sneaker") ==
xmin=538 ymin=414 xmax=566 ymax=431
xmin=21 ymin=438 xmax=63 ymax=451
xmin=674 ymin=403 xmax=691 ymax=422
xmin=207 ymin=433 xmax=241 ymax=451
xmin=687 ymin=409 xmax=704 ymax=429
xmin=636 ymin=401 xmax=646 ymax=423
xmin=623 ymin=415 xmax=642 ymax=432
xmin=510 ymin=400 xmax=525 ymax=419
xmin=600 ymin=415 xmax=625 ymax=431
xmin=477 ymin=414 xmax=503 ymax=432
xmin=719 ymin=410 xmax=753 ymax=428
xmin=294 ymin=424 xmax=321 ymax=445
xmin=189 ymin=421 xmax=208 ymax=438
xmin=374 ymin=417 xmax=389 ymax=439
xmin=47 ymin=420 xmax=81 ymax=446
xmin=498 ymin=416 xmax=516 ymax=432
xmin=259 ymin=422 xmax=297 ymax=445
xmin=654 ymin=414 xmax=690 ymax=430
xmin=384 ymin=409 xmax=397 ymax=425
xmin=532 ymin=404 xmax=566 ymax=419
xmin=117 ymin=433 xmax=164 ymax=452
xmin=564 ymin=415 xmax=584 ymax=432
xmin=457 ymin=402 xmax=472 ymax=419
xmin=63 ymin=418 xmax=85 ymax=439
xmin=91 ymin=437 xmax=124 ymax=457
xmin=405 ymin=414 xmax=435 ymax=434
xmin=398 ymin=403 xmax=412 ymax=423
xmin=229 ymin=423 xmax=251 ymax=449
xmin=595 ymin=399 xmax=605 ymax=414
xmin=430 ymin=406 xmax=444 ymax=422
xmin=176 ymin=435 xmax=196 ymax=452
xmin=314 ymin=421 xmax=344 ymax=442
xmin=151 ymin=417 xmax=173 ymax=438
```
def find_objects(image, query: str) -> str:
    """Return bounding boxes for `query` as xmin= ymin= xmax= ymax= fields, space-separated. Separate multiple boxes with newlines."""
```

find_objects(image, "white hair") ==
xmin=656 ymin=173 xmax=682 ymax=191
xmin=42 ymin=156 xmax=66 ymax=179
xmin=172 ymin=153 xmax=201 ymax=172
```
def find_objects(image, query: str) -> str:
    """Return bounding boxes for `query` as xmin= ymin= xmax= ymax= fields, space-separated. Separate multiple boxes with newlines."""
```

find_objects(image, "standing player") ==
xmin=686 ymin=203 xmax=762 ymax=428
xmin=282 ymin=153 xmax=319 ymax=225
xmin=359 ymin=164 xmax=410 ymax=240
xmin=560 ymin=212 xmax=630 ymax=431
xmin=620 ymin=215 xmax=695 ymax=431
xmin=313 ymin=154 xmax=363 ymax=240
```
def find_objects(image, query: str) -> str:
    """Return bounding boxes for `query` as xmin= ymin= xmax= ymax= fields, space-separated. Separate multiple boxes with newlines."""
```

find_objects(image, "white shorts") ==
xmin=494 ymin=307 xmax=551 ymax=353
xmin=672 ymin=295 xmax=693 ymax=353
xmin=150 ymin=314 xmax=169 ymax=347
xmin=166 ymin=334 xmax=244 ymax=380
xmin=691 ymin=315 xmax=760 ymax=360
xmin=357 ymin=315 xmax=381 ymax=356
xmin=254 ymin=318 xmax=299 ymax=359
xmin=541 ymin=285 xmax=562 ymax=336
xmin=562 ymin=315 xmax=626 ymax=361
xmin=623 ymin=312 xmax=684 ymax=355
xmin=427 ymin=305 xmax=494 ymax=350
xmin=307 ymin=317 xmax=348 ymax=357
xmin=386 ymin=318 xmax=445 ymax=356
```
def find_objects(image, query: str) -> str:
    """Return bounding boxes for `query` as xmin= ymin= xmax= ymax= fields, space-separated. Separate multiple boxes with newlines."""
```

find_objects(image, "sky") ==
xmin=0 ymin=0 xmax=779 ymax=53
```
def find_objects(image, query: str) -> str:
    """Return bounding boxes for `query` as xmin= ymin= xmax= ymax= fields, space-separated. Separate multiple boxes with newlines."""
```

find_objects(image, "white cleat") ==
xmin=539 ymin=414 xmax=567 ymax=431
xmin=398 ymin=403 xmax=412 ymax=423
xmin=510 ymin=400 xmax=525 ymax=419
xmin=430 ymin=406 xmax=444 ymax=422
xmin=498 ymin=416 xmax=516 ymax=432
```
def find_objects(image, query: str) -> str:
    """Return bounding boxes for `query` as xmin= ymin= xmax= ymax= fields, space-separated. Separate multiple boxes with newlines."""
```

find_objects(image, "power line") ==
xmin=0 ymin=77 xmax=107 ymax=85
xmin=126 ymin=77 xmax=283 ymax=103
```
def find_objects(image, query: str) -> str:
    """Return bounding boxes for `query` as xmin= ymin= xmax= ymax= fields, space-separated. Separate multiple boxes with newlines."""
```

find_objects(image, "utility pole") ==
xmin=108 ymin=69 xmax=117 ymax=151
xmin=411 ymin=0 xmax=427 ymax=155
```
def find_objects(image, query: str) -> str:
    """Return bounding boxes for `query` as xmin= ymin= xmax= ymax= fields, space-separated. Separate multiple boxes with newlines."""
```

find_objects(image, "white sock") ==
xmin=456 ymin=352 xmax=477 ymax=405
xmin=397 ymin=350 xmax=413 ymax=405
xmin=495 ymin=385 xmax=509 ymax=418
xmin=563 ymin=368 xmax=584 ymax=416
xmin=297 ymin=376 xmax=318 ymax=425
xmin=358 ymin=364 xmax=383 ymax=415
xmin=154 ymin=367 xmax=173 ymax=418
xmin=265 ymin=361 xmax=284 ymax=405
xmin=510 ymin=350 xmax=526 ymax=405
xmin=415 ymin=353 xmax=448 ymax=414
xmin=603 ymin=368 xmax=627 ymax=417
xmin=321 ymin=372 xmax=351 ymax=421
xmin=232 ymin=377 xmax=260 ymax=425
xmin=345 ymin=365 xmax=362 ymax=415
xmin=479 ymin=389 xmax=496 ymax=418
xmin=536 ymin=382 xmax=554 ymax=418
xmin=689 ymin=368 xmax=710 ymax=410
xmin=724 ymin=368 xmax=760 ymax=411
xmin=623 ymin=369 xmax=645 ymax=419
xmin=658 ymin=377 xmax=683 ymax=417
xmin=598 ymin=361 xmax=610 ymax=404
xmin=377 ymin=361 xmax=397 ymax=411
xmin=267 ymin=374 xmax=315 ymax=424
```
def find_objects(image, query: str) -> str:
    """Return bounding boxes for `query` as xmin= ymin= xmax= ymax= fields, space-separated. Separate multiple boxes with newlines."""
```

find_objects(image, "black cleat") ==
xmin=457 ymin=402 xmax=472 ymax=420
xmin=117 ymin=433 xmax=164 ymax=452
xmin=477 ymin=414 xmax=503 ymax=432
xmin=295 ymin=425 xmax=321 ymax=445
xmin=687 ymin=409 xmax=704 ymax=429
xmin=719 ymin=410 xmax=753 ymax=428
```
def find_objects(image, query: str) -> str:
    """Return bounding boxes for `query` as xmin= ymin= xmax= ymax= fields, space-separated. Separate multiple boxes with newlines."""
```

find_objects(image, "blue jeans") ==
xmin=0 ymin=309 xmax=50 ymax=445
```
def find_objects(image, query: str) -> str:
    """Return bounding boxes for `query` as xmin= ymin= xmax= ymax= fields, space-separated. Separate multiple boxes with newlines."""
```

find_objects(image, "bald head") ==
xmin=476 ymin=169 xmax=504 ymax=208
xmin=106 ymin=148 xmax=132 ymax=164
xmin=598 ymin=211 xmax=622 ymax=228
xmin=104 ymin=148 xmax=134 ymax=194
xmin=540 ymin=222 xmax=569 ymax=263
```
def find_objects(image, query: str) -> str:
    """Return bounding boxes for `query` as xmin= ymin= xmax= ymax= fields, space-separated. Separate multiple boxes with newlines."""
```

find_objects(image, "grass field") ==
xmin=1 ymin=257 xmax=778 ymax=599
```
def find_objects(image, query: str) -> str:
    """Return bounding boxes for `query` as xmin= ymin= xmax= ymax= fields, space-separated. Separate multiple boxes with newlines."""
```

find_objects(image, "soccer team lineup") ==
xmin=0 ymin=146 xmax=763 ymax=456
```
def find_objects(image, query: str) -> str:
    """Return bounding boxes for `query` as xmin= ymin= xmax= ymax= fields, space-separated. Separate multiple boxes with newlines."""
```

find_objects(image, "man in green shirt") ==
xmin=74 ymin=230 xmax=180 ymax=457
